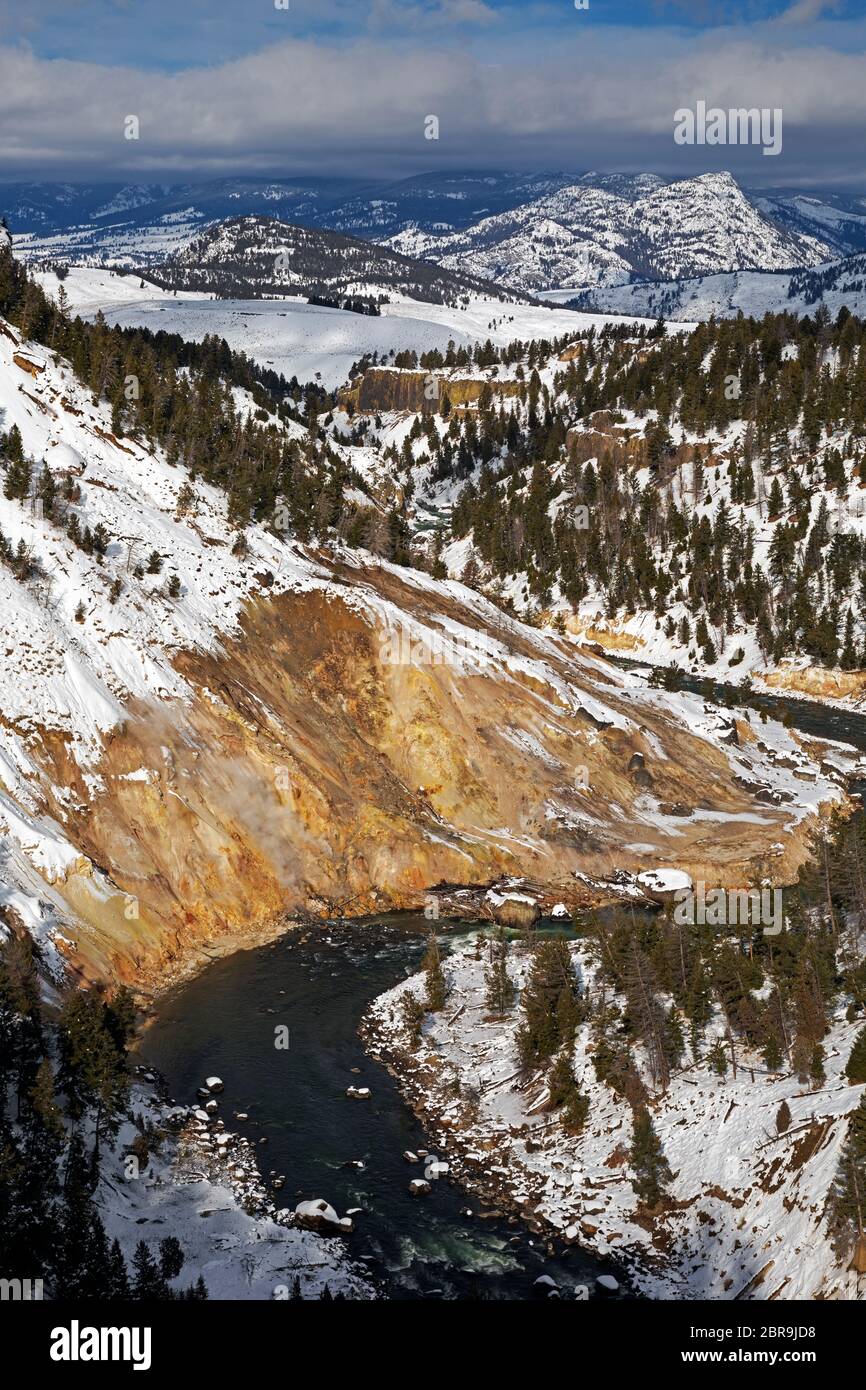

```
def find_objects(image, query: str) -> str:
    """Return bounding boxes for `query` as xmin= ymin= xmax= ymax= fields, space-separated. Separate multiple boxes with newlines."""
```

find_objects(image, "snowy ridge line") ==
xmin=385 ymin=173 xmax=829 ymax=296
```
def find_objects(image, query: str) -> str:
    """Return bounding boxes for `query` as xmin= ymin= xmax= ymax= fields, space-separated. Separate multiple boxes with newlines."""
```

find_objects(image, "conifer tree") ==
xmin=516 ymin=936 xmax=581 ymax=1068
xmin=484 ymin=927 xmax=514 ymax=1016
xmin=55 ymin=1134 xmax=113 ymax=1300
xmin=131 ymin=1240 xmax=172 ymax=1301
xmin=846 ymin=1026 xmax=866 ymax=1084
xmin=630 ymin=1105 xmax=672 ymax=1208
xmin=422 ymin=932 xmax=447 ymax=1013
xmin=106 ymin=1239 xmax=131 ymax=1300
xmin=827 ymin=1094 xmax=866 ymax=1264
xmin=548 ymin=1049 xmax=590 ymax=1134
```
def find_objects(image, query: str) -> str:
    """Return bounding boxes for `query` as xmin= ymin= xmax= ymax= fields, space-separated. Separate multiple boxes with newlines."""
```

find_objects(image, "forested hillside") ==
xmin=9 ymin=227 xmax=866 ymax=686
xmin=330 ymin=307 xmax=866 ymax=684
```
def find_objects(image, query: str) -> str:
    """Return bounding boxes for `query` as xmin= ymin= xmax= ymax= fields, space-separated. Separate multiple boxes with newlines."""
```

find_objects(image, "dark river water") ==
xmin=141 ymin=915 xmax=618 ymax=1300
xmin=140 ymin=676 xmax=866 ymax=1301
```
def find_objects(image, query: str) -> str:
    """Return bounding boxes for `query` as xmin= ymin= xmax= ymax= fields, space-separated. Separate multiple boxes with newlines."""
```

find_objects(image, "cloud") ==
xmin=776 ymin=0 xmax=842 ymax=23
xmin=0 ymin=13 xmax=865 ymax=186
xmin=367 ymin=0 xmax=499 ymax=27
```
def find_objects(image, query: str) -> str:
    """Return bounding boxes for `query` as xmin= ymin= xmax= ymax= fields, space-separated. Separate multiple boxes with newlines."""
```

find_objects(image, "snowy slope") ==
xmin=2 ymin=300 xmax=857 ymax=980
xmin=573 ymin=252 xmax=866 ymax=322
xmin=386 ymin=173 xmax=831 ymax=294
xmin=756 ymin=191 xmax=866 ymax=260
xmin=365 ymin=935 xmax=866 ymax=1300
xmin=149 ymin=215 xmax=532 ymax=308
xmin=99 ymin=1075 xmax=374 ymax=1300
xmin=34 ymin=266 xmax=647 ymax=391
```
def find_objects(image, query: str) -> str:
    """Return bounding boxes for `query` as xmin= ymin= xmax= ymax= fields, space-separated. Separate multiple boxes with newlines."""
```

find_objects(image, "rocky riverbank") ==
xmin=362 ymin=935 xmax=866 ymax=1301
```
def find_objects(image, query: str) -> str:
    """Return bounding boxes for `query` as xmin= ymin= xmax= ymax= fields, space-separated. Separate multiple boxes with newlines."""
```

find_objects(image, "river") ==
xmin=140 ymin=676 xmax=866 ymax=1301
xmin=141 ymin=914 xmax=620 ymax=1300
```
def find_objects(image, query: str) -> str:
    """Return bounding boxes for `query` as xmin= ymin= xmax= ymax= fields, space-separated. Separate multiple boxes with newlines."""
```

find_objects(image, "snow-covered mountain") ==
xmin=386 ymin=173 xmax=832 ymax=293
xmin=572 ymin=250 xmax=866 ymax=322
xmin=6 ymin=173 xmax=853 ymax=294
xmin=148 ymin=214 xmax=532 ymax=307
xmin=3 ymin=173 xmax=580 ymax=240
xmin=3 ymin=173 xmax=581 ymax=269
xmin=755 ymin=190 xmax=866 ymax=260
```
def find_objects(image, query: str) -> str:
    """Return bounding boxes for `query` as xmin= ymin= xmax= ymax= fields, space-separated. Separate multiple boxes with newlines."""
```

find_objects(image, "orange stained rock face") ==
xmin=4 ymin=569 xmax=851 ymax=993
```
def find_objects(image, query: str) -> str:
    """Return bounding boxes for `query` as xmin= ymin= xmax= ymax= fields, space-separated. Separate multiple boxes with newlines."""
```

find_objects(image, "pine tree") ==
xmin=708 ymin=1038 xmax=728 ymax=1076
xmin=516 ymin=936 xmax=581 ymax=1068
xmin=159 ymin=1235 xmax=184 ymax=1282
xmin=630 ymin=1105 xmax=672 ymax=1208
xmin=548 ymin=1049 xmax=590 ymax=1135
xmin=401 ymin=991 xmax=425 ymax=1046
xmin=422 ymin=932 xmax=447 ymax=1013
xmin=846 ymin=1026 xmax=866 ymax=1083
xmin=131 ymin=1240 xmax=171 ymax=1300
xmin=826 ymin=1094 xmax=866 ymax=1265
xmin=106 ymin=1239 xmax=131 ymax=1300
xmin=55 ymin=1133 xmax=113 ymax=1299
xmin=763 ymin=1032 xmax=784 ymax=1072
xmin=484 ymin=928 xmax=514 ymax=1016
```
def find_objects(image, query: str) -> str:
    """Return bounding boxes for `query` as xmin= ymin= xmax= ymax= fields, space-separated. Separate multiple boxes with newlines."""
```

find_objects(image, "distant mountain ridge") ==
xmin=755 ymin=190 xmax=866 ymax=259
xmin=386 ymin=172 xmax=832 ymax=293
xmin=147 ymin=214 xmax=533 ymax=307
xmin=5 ymin=170 xmax=866 ymax=303
xmin=0 ymin=173 xmax=581 ymax=238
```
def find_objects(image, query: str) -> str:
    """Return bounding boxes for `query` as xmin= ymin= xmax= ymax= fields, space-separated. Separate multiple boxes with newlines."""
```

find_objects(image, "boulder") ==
xmin=533 ymin=1274 xmax=558 ymax=1294
xmin=637 ymin=868 xmax=693 ymax=904
xmin=487 ymin=891 xmax=540 ymax=929
xmin=205 ymin=1077 xmax=224 ymax=1092
xmin=295 ymin=1198 xmax=347 ymax=1233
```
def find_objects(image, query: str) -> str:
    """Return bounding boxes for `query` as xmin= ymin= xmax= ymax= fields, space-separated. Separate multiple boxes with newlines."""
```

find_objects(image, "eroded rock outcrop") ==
xmin=8 ymin=563 xmax=858 ymax=992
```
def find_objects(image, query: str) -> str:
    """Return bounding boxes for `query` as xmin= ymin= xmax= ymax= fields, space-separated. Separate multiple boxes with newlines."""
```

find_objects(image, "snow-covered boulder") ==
xmin=44 ymin=440 xmax=86 ymax=475
xmin=294 ymin=1199 xmax=352 ymax=1234
xmin=636 ymin=868 xmax=692 ymax=901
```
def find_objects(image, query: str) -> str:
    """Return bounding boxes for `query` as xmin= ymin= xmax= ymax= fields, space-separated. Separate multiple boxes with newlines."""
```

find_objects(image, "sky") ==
xmin=0 ymin=0 xmax=865 ymax=187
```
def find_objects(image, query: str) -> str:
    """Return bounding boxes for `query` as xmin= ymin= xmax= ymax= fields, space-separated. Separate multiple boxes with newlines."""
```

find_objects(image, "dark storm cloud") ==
xmin=0 ymin=1 xmax=864 ymax=186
